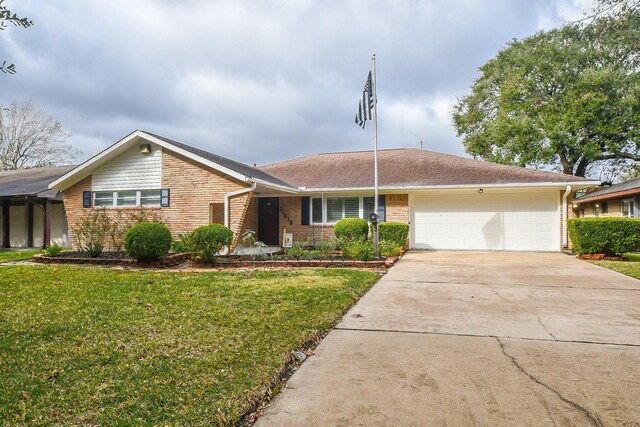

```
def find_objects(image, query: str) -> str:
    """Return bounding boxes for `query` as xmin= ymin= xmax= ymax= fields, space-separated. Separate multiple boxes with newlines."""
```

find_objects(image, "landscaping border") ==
xmin=32 ymin=252 xmax=192 ymax=267
xmin=191 ymin=257 xmax=399 ymax=269
xmin=31 ymin=253 xmax=400 ymax=269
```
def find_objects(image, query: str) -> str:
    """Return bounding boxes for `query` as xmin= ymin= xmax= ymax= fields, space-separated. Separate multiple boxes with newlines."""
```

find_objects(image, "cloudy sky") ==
xmin=1 ymin=0 xmax=592 ymax=166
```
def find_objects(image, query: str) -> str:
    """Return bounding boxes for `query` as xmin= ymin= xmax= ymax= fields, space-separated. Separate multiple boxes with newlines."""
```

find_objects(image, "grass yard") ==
xmin=0 ymin=249 xmax=42 ymax=263
xmin=592 ymin=259 xmax=640 ymax=280
xmin=0 ymin=265 xmax=379 ymax=426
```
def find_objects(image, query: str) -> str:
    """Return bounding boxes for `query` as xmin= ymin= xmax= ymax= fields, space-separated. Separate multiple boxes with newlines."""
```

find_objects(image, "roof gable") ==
xmin=49 ymin=131 xmax=294 ymax=191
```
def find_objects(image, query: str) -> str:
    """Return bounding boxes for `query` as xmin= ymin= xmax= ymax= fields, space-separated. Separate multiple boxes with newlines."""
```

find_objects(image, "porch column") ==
xmin=43 ymin=200 xmax=51 ymax=248
xmin=2 ymin=200 xmax=9 ymax=248
xmin=26 ymin=202 xmax=34 ymax=247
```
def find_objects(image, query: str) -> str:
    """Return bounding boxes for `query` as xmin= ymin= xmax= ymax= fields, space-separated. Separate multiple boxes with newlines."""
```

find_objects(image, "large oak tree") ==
xmin=452 ymin=11 xmax=640 ymax=177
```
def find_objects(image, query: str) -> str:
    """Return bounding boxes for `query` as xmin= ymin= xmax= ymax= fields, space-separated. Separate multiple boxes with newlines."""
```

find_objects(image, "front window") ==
xmin=93 ymin=191 xmax=114 ymax=207
xmin=92 ymin=190 xmax=162 ymax=208
xmin=116 ymin=190 xmax=137 ymax=207
xmin=326 ymin=197 xmax=359 ymax=223
xmin=311 ymin=198 xmax=323 ymax=224
xmin=621 ymin=199 xmax=634 ymax=218
xmin=140 ymin=189 xmax=161 ymax=207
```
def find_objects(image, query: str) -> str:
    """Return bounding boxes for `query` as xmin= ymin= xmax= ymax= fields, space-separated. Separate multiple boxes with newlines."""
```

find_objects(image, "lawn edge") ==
xmin=240 ymin=269 xmax=383 ymax=426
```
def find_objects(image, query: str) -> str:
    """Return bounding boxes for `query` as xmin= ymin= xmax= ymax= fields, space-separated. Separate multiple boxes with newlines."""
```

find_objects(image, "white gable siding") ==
xmin=92 ymin=144 xmax=162 ymax=191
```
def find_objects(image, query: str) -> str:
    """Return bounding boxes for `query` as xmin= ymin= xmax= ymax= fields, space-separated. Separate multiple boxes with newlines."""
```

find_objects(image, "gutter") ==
xmin=224 ymin=182 xmax=256 ymax=228
xmin=562 ymin=185 xmax=572 ymax=248
xmin=296 ymin=181 xmax=600 ymax=193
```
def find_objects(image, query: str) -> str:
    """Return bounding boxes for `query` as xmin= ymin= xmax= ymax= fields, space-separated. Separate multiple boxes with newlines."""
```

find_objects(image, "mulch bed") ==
xmin=576 ymin=253 xmax=628 ymax=261
xmin=32 ymin=252 xmax=191 ymax=267
xmin=32 ymin=252 xmax=401 ymax=269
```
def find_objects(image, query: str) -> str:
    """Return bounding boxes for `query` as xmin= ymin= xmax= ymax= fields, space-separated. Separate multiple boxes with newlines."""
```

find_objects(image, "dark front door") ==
xmin=258 ymin=197 xmax=280 ymax=245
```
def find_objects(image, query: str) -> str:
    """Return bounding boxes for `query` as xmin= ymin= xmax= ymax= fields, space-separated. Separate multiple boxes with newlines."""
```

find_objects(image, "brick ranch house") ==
xmin=49 ymin=130 xmax=599 ymax=252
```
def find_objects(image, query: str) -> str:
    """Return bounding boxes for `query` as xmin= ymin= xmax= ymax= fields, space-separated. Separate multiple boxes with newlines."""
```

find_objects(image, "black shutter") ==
xmin=82 ymin=191 xmax=91 ymax=208
xmin=161 ymin=189 xmax=170 ymax=207
xmin=378 ymin=195 xmax=386 ymax=222
xmin=301 ymin=196 xmax=310 ymax=225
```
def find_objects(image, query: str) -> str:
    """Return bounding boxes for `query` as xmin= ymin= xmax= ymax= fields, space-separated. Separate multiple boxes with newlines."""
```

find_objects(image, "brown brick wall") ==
xmin=386 ymin=194 xmax=409 ymax=223
xmin=62 ymin=149 xmax=254 ymax=250
xmin=278 ymin=196 xmax=333 ymax=245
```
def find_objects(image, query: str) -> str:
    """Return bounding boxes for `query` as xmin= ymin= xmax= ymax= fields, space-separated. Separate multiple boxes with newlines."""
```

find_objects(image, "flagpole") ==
xmin=372 ymin=53 xmax=379 ymax=260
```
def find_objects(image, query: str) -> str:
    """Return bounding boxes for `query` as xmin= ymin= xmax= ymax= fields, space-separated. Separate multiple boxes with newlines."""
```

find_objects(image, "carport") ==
xmin=0 ymin=166 xmax=74 ymax=248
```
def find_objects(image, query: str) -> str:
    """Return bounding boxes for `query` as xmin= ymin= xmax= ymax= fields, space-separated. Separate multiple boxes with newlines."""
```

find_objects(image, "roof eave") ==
xmin=575 ymin=187 xmax=640 ymax=204
xmin=297 ymin=181 xmax=599 ymax=193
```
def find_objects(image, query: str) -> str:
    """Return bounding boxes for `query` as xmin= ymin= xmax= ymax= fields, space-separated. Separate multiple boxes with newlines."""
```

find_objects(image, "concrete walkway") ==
xmin=256 ymin=251 xmax=640 ymax=426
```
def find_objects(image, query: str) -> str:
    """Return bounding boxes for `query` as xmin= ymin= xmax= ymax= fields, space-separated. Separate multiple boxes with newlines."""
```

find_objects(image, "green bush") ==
xmin=124 ymin=222 xmax=173 ymax=260
xmin=568 ymin=217 xmax=640 ymax=256
xmin=334 ymin=218 xmax=369 ymax=245
xmin=314 ymin=239 xmax=337 ymax=259
xmin=44 ymin=243 xmax=62 ymax=257
xmin=171 ymin=232 xmax=193 ymax=254
xmin=378 ymin=222 xmax=409 ymax=248
xmin=379 ymin=240 xmax=402 ymax=257
xmin=189 ymin=224 xmax=234 ymax=263
xmin=343 ymin=240 xmax=375 ymax=261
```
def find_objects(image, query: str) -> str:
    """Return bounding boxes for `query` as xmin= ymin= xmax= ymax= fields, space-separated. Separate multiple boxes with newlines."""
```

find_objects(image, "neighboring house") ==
xmin=49 ymin=130 xmax=598 ymax=252
xmin=0 ymin=166 xmax=74 ymax=248
xmin=573 ymin=177 xmax=640 ymax=218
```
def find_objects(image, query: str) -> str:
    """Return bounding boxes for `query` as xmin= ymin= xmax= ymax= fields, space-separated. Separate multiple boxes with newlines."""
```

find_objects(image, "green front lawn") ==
xmin=0 ymin=249 xmax=42 ymax=263
xmin=592 ymin=259 xmax=640 ymax=280
xmin=0 ymin=266 xmax=379 ymax=425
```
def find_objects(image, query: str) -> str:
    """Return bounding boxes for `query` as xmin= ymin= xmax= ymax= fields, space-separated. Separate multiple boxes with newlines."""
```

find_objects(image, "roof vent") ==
xmin=139 ymin=144 xmax=151 ymax=154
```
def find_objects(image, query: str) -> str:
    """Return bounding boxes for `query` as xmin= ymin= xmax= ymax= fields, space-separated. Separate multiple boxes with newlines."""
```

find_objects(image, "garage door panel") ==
xmin=411 ymin=193 xmax=558 ymax=252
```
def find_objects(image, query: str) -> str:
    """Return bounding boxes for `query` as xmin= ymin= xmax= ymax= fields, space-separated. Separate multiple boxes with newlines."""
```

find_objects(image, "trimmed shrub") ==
xmin=343 ymin=240 xmax=375 ymax=261
xmin=124 ymin=222 xmax=172 ymax=260
xmin=567 ymin=217 xmax=640 ymax=256
xmin=379 ymin=240 xmax=402 ymax=257
xmin=189 ymin=224 xmax=234 ymax=263
xmin=334 ymin=218 xmax=369 ymax=244
xmin=378 ymin=222 xmax=409 ymax=248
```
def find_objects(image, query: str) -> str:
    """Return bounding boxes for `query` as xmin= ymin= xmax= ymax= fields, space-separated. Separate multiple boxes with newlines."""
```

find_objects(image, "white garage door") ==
xmin=411 ymin=192 xmax=559 ymax=251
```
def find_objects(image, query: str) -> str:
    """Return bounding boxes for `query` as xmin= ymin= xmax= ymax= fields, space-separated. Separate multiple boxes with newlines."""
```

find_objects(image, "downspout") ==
xmin=562 ymin=185 xmax=572 ymax=248
xmin=224 ymin=182 xmax=257 ymax=228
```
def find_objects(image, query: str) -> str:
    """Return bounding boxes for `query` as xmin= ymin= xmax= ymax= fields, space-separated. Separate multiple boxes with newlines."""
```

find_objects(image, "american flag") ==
xmin=355 ymin=71 xmax=375 ymax=129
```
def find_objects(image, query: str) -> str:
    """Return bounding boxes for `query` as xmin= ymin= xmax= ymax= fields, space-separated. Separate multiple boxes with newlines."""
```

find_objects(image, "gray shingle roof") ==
xmin=259 ymin=148 xmax=586 ymax=189
xmin=143 ymin=131 xmax=295 ymax=188
xmin=575 ymin=177 xmax=640 ymax=201
xmin=0 ymin=166 xmax=76 ymax=198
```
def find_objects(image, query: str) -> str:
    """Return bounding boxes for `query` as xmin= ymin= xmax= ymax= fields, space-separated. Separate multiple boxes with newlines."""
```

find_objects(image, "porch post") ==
xmin=2 ymin=200 xmax=9 ymax=248
xmin=43 ymin=200 xmax=51 ymax=248
xmin=27 ymin=202 xmax=34 ymax=247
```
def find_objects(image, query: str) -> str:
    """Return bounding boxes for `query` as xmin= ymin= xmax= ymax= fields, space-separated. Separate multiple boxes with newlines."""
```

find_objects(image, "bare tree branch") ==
xmin=0 ymin=101 xmax=80 ymax=170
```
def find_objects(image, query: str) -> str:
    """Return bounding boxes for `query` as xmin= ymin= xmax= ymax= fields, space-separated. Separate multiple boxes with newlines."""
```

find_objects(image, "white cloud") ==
xmin=0 ymin=0 xmax=592 ymax=165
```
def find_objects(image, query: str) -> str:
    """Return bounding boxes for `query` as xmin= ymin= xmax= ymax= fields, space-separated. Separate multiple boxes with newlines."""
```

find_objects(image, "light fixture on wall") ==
xmin=139 ymin=144 xmax=151 ymax=154
xmin=477 ymin=188 xmax=484 ymax=194
xmin=595 ymin=203 xmax=600 ymax=207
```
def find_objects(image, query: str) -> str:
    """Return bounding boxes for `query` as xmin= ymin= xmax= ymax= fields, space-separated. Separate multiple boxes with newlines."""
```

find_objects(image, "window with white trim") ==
xmin=621 ymin=199 xmax=634 ymax=218
xmin=93 ymin=190 xmax=162 ymax=208
xmin=309 ymin=196 xmax=386 ymax=224
xmin=311 ymin=198 xmax=323 ymax=224
xmin=326 ymin=197 xmax=359 ymax=223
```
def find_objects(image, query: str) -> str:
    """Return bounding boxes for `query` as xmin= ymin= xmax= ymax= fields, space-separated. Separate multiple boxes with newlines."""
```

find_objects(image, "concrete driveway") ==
xmin=256 ymin=252 xmax=640 ymax=426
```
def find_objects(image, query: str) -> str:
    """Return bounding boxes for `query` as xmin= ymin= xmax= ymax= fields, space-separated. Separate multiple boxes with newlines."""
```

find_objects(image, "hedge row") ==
xmin=567 ymin=217 xmax=640 ymax=256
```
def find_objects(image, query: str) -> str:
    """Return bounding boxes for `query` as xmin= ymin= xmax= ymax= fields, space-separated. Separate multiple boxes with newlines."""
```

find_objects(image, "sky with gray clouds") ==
xmin=1 ymin=0 xmax=592 ymax=166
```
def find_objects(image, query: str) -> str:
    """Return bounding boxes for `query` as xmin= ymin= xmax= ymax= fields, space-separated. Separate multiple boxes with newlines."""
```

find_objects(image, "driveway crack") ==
xmin=496 ymin=337 xmax=603 ymax=427
xmin=489 ymin=286 xmax=557 ymax=341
